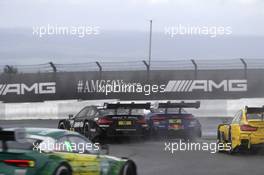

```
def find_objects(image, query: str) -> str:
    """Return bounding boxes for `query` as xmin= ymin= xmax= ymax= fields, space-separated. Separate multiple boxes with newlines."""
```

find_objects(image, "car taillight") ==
xmin=240 ymin=124 xmax=258 ymax=131
xmin=97 ymin=117 xmax=113 ymax=125
xmin=136 ymin=117 xmax=148 ymax=127
xmin=3 ymin=160 xmax=35 ymax=167
xmin=136 ymin=118 xmax=147 ymax=124
xmin=184 ymin=115 xmax=194 ymax=120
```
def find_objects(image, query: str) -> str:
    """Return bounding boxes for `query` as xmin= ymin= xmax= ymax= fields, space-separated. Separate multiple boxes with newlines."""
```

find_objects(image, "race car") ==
xmin=0 ymin=127 xmax=137 ymax=175
xmin=58 ymin=102 xmax=151 ymax=141
xmin=217 ymin=106 xmax=264 ymax=153
xmin=146 ymin=101 xmax=202 ymax=140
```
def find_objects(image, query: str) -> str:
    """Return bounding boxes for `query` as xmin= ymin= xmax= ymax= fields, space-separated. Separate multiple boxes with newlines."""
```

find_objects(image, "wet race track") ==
xmin=1 ymin=119 xmax=264 ymax=175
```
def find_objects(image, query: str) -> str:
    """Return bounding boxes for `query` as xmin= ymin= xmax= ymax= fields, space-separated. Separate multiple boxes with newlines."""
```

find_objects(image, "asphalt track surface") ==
xmin=1 ymin=119 xmax=264 ymax=175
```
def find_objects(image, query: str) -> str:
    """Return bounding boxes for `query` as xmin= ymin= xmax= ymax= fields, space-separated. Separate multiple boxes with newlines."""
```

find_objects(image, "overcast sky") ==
xmin=0 ymin=0 xmax=264 ymax=35
xmin=0 ymin=0 xmax=263 ymax=65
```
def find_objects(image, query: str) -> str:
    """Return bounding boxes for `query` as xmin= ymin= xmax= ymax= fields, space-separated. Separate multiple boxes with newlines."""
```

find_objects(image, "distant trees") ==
xmin=3 ymin=65 xmax=18 ymax=74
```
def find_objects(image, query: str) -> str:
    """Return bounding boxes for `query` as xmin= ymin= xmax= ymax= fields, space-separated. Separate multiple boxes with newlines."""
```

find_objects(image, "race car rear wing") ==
xmin=0 ymin=128 xmax=26 ymax=152
xmin=158 ymin=101 xmax=200 ymax=109
xmin=0 ymin=130 xmax=16 ymax=141
xmin=104 ymin=102 xmax=151 ymax=109
xmin=246 ymin=106 xmax=264 ymax=114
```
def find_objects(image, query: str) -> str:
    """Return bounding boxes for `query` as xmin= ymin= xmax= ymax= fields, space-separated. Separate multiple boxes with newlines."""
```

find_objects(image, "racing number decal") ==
xmin=74 ymin=121 xmax=84 ymax=128
xmin=72 ymin=154 xmax=100 ymax=175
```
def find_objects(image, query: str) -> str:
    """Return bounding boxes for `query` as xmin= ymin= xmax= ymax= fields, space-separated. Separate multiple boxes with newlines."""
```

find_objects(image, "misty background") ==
xmin=0 ymin=0 xmax=263 ymax=65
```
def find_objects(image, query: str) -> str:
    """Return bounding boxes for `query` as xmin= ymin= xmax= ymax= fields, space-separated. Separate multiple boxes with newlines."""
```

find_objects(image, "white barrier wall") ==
xmin=0 ymin=99 xmax=118 ymax=120
xmin=4 ymin=102 xmax=59 ymax=120
xmin=0 ymin=103 xmax=5 ymax=120
xmin=0 ymin=98 xmax=263 ymax=120
xmin=226 ymin=99 xmax=264 ymax=116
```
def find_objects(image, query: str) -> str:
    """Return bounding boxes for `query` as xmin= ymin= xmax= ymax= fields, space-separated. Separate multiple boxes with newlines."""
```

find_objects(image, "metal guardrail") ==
xmin=0 ymin=59 xmax=264 ymax=74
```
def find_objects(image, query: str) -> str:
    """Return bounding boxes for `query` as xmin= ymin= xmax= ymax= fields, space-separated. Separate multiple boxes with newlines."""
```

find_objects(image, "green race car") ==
xmin=0 ymin=127 xmax=137 ymax=175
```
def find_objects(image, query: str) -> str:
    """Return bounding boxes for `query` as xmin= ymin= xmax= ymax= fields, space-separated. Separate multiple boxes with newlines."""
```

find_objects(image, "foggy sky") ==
xmin=0 ymin=0 xmax=263 ymax=65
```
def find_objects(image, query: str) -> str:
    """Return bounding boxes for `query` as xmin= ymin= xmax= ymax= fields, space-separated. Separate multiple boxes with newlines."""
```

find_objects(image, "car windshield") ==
xmin=247 ymin=113 xmax=264 ymax=120
xmin=151 ymin=108 xmax=187 ymax=114
xmin=99 ymin=109 xmax=144 ymax=115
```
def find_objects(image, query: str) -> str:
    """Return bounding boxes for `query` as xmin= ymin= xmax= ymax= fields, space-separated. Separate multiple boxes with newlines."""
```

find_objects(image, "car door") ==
xmin=73 ymin=107 xmax=90 ymax=133
xmin=87 ymin=107 xmax=99 ymax=133
xmin=53 ymin=135 xmax=100 ymax=175
xmin=52 ymin=136 xmax=78 ymax=168
xmin=67 ymin=135 xmax=100 ymax=175
xmin=230 ymin=110 xmax=242 ymax=147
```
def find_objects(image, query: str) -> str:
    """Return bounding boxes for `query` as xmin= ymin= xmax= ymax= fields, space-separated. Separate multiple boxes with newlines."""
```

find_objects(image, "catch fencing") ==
xmin=0 ymin=59 xmax=264 ymax=102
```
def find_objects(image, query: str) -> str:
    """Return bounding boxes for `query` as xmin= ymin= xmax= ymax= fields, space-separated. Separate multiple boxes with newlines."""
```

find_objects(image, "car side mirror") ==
xmin=101 ymin=144 xmax=109 ymax=155
xmin=68 ymin=114 xmax=74 ymax=119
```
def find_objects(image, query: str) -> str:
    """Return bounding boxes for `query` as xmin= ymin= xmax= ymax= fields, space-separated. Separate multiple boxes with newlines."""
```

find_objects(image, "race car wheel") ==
xmin=197 ymin=128 xmax=202 ymax=138
xmin=149 ymin=126 xmax=158 ymax=139
xmin=54 ymin=164 xmax=71 ymax=175
xmin=83 ymin=122 xmax=92 ymax=140
xmin=227 ymin=127 xmax=236 ymax=154
xmin=58 ymin=121 xmax=66 ymax=129
xmin=184 ymin=129 xmax=199 ymax=141
xmin=217 ymin=130 xmax=225 ymax=153
xmin=120 ymin=161 xmax=137 ymax=175
xmin=250 ymin=147 xmax=260 ymax=155
xmin=217 ymin=130 xmax=223 ymax=143
xmin=83 ymin=122 xmax=98 ymax=142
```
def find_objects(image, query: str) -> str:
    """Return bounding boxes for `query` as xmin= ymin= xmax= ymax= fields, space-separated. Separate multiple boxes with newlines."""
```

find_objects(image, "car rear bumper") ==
xmin=240 ymin=133 xmax=264 ymax=145
xmin=152 ymin=127 xmax=200 ymax=138
xmin=101 ymin=127 xmax=149 ymax=137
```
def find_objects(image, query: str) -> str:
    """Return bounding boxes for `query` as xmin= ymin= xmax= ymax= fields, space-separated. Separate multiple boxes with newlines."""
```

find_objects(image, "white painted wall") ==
xmin=0 ymin=99 xmax=118 ymax=120
xmin=0 ymin=98 xmax=263 ymax=120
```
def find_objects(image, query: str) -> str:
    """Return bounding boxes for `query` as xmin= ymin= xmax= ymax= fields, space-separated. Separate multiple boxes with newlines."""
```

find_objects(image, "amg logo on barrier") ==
xmin=0 ymin=82 xmax=56 ymax=95
xmin=164 ymin=80 xmax=247 ymax=92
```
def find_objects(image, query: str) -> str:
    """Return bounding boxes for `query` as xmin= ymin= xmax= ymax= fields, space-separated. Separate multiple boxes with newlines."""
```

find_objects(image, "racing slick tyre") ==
xmin=184 ymin=129 xmax=200 ymax=141
xmin=197 ymin=129 xmax=202 ymax=138
xmin=83 ymin=122 xmax=93 ymax=140
xmin=227 ymin=127 xmax=238 ymax=154
xmin=249 ymin=147 xmax=261 ymax=155
xmin=148 ymin=124 xmax=159 ymax=140
xmin=54 ymin=164 xmax=72 ymax=175
xmin=83 ymin=122 xmax=99 ymax=142
xmin=120 ymin=161 xmax=137 ymax=175
xmin=58 ymin=120 xmax=70 ymax=130
xmin=217 ymin=130 xmax=225 ymax=153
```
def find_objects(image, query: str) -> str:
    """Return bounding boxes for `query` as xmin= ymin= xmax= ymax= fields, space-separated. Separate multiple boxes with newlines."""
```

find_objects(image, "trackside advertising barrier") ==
xmin=0 ymin=69 xmax=263 ymax=102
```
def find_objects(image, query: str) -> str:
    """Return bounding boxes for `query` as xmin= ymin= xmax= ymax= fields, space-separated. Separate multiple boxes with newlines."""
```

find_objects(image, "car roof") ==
xmin=5 ymin=127 xmax=80 ymax=139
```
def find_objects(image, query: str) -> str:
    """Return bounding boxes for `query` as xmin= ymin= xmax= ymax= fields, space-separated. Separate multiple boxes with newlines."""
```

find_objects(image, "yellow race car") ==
xmin=217 ymin=106 xmax=264 ymax=153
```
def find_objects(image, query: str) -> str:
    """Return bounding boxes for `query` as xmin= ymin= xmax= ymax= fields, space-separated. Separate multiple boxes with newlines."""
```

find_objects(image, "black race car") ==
xmin=58 ymin=102 xmax=151 ymax=142
xmin=146 ymin=101 xmax=202 ymax=140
